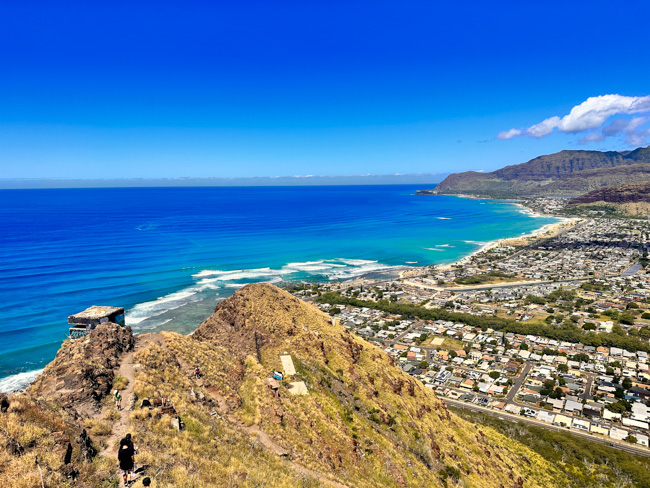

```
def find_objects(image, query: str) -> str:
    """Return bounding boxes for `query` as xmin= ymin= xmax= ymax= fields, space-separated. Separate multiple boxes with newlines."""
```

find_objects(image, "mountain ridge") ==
xmin=431 ymin=146 xmax=650 ymax=197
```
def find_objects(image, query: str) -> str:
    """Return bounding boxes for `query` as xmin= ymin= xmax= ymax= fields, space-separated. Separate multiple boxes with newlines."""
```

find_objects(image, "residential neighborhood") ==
xmin=290 ymin=212 xmax=650 ymax=453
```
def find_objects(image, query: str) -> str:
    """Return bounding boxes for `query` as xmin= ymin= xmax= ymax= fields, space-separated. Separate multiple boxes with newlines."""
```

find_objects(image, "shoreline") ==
xmin=0 ymin=198 xmax=570 ymax=394
xmin=427 ymin=200 xmax=575 ymax=274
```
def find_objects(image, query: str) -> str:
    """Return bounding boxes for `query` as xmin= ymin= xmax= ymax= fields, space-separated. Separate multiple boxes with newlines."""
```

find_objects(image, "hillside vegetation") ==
xmin=3 ymin=283 xmax=639 ymax=487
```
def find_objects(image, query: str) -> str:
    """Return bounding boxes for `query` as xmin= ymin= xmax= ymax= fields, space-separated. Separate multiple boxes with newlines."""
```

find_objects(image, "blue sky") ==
xmin=1 ymin=1 xmax=650 ymax=180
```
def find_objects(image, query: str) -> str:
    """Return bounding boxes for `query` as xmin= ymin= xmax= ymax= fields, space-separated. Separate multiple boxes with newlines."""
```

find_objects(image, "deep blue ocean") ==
xmin=0 ymin=185 xmax=559 ymax=391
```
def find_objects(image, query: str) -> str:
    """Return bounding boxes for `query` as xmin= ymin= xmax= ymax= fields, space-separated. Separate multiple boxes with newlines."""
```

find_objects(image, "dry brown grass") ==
xmin=112 ymin=374 xmax=129 ymax=391
xmin=1 ymin=284 xmax=575 ymax=487
xmin=0 ymin=394 xmax=117 ymax=487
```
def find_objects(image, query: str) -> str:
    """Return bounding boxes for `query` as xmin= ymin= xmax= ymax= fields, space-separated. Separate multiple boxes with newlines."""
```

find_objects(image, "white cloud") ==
xmin=496 ymin=128 xmax=523 ymax=140
xmin=500 ymin=94 xmax=650 ymax=145
xmin=579 ymin=116 xmax=650 ymax=146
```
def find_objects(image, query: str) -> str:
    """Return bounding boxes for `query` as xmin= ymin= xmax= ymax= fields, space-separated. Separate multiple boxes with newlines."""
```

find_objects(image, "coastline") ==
xmin=0 ymin=193 xmax=567 ymax=394
xmin=425 ymin=198 xmax=575 ymax=274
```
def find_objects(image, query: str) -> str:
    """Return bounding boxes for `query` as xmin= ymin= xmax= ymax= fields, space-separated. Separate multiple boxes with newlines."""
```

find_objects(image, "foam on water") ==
xmin=0 ymin=186 xmax=564 ymax=382
xmin=126 ymin=258 xmax=401 ymax=328
xmin=126 ymin=289 xmax=201 ymax=325
xmin=0 ymin=369 xmax=44 ymax=394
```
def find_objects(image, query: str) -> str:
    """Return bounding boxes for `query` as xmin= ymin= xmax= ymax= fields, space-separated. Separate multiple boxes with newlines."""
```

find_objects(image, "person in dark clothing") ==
xmin=118 ymin=438 xmax=135 ymax=485
xmin=124 ymin=433 xmax=134 ymax=451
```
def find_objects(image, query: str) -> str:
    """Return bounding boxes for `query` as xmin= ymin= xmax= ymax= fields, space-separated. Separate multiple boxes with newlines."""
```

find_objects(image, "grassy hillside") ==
xmin=1 ymin=283 xmax=609 ymax=487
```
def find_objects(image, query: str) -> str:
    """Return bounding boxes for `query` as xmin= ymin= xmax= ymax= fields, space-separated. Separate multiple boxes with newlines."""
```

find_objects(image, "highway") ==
xmin=443 ymin=397 xmax=650 ymax=458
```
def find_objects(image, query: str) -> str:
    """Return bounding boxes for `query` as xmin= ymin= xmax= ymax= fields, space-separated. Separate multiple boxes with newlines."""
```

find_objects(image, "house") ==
xmin=460 ymin=379 xmax=475 ymax=390
xmin=583 ymin=402 xmax=602 ymax=418
xmin=564 ymin=400 xmax=584 ymax=415
xmin=630 ymin=386 xmax=650 ymax=400
xmin=536 ymin=411 xmax=555 ymax=423
xmin=622 ymin=418 xmax=649 ymax=431
xmin=572 ymin=419 xmax=590 ymax=431
xmin=590 ymin=424 xmax=609 ymax=436
xmin=603 ymin=409 xmax=622 ymax=421
xmin=609 ymin=427 xmax=629 ymax=441
xmin=435 ymin=370 xmax=452 ymax=385
xmin=546 ymin=398 xmax=564 ymax=412
xmin=553 ymin=414 xmax=572 ymax=427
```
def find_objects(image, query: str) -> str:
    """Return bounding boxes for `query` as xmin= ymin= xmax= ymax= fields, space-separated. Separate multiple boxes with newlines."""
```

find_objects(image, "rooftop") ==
xmin=68 ymin=305 xmax=124 ymax=321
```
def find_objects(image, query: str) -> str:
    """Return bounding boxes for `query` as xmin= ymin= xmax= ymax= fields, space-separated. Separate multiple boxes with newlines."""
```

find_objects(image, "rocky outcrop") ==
xmin=569 ymin=180 xmax=650 ymax=205
xmin=28 ymin=322 xmax=134 ymax=413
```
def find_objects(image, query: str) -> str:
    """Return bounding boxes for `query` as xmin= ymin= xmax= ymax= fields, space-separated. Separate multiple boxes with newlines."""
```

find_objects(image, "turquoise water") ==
xmin=0 ymin=185 xmax=559 ymax=391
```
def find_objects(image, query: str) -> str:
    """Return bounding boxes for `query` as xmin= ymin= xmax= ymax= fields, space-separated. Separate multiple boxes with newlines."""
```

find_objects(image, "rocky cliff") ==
xmin=1 ymin=284 xmax=575 ymax=487
xmin=569 ymin=180 xmax=650 ymax=205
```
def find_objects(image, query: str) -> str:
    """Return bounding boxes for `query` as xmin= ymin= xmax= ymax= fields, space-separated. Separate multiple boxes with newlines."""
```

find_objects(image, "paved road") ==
xmin=583 ymin=373 xmax=595 ymax=401
xmin=506 ymin=362 xmax=533 ymax=402
xmin=442 ymin=397 xmax=650 ymax=458
xmin=621 ymin=262 xmax=642 ymax=277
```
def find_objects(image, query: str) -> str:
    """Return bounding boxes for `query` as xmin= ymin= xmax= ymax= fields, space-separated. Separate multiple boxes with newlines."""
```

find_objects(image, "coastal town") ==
xmin=290 ymin=200 xmax=650 ymax=455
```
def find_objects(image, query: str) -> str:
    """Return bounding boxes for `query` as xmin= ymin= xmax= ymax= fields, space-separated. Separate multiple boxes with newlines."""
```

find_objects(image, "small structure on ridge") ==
xmin=68 ymin=305 xmax=125 ymax=339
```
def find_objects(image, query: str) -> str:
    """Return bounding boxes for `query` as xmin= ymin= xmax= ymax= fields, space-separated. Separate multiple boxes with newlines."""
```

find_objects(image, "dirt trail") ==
xmin=97 ymin=334 xmax=164 ymax=485
xmin=98 ymin=333 xmax=348 ymax=488
xmin=176 ymin=353 xmax=349 ymax=488
xmin=98 ymin=349 xmax=136 ymax=458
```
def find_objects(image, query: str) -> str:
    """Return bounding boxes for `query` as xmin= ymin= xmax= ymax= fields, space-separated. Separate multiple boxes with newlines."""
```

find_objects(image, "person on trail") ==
xmin=114 ymin=389 xmax=122 ymax=410
xmin=195 ymin=367 xmax=201 ymax=379
xmin=118 ymin=438 xmax=135 ymax=486
xmin=124 ymin=433 xmax=137 ymax=472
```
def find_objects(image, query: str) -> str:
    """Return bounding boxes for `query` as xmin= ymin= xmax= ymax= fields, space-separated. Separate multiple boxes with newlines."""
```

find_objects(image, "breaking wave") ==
xmin=126 ymin=258 xmax=400 ymax=328
xmin=0 ymin=368 xmax=44 ymax=394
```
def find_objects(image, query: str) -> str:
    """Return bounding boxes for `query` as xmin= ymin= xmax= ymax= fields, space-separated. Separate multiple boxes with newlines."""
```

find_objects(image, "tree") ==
xmin=419 ymin=361 xmax=429 ymax=370
xmin=489 ymin=371 xmax=500 ymax=380
xmin=572 ymin=353 xmax=590 ymax=363
xmin=520 ymin=343 xmax=529 ymax=350
xmin=625 ymin=435 xmax=638 ymax=444
xmin=583 ymin=322 xmax=596 ymax=331
xmin=622 ymin=377 xmax=632 ymax=390
xmin=618 ymin=313 xmax=635 ymax=326
xmin=606 ymin=399 xmax=631 ymax=413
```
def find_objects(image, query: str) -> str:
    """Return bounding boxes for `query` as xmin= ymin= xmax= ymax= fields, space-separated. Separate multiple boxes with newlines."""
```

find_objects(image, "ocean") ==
xmin=0 ymin=185 xmax=560 ymax=391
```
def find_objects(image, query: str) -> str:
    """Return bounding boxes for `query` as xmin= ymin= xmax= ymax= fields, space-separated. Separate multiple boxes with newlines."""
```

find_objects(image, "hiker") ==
xmin=114 ymin=389 xmax=122 ymax=410
xmin=194 ymin=367 xmax=202 ymax=379
xmin=124 ymin=433 xmax=137 ymax=471
xmin=118 ymin=438 xmax=135 ymax=486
